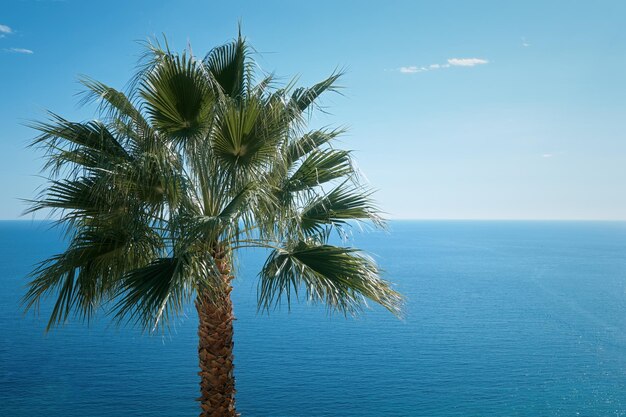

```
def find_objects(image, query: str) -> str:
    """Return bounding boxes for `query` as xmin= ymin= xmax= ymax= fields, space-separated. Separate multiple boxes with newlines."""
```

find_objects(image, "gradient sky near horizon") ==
xmin=1 ymin=0 xmax=625 ymax=220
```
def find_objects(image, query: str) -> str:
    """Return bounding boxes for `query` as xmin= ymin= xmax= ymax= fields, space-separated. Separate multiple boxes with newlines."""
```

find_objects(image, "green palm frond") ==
xmin=24 ymin=220 xmax=163 ymax=330
xmin=259 ymin=242 xmax=402 ymax=316
xmin=203 ymin=31 xmax=252 ymax=99
xmin=285 ymin=149 xmax=353 ymax=192
xmin=30 ymin=114 xmax=132 ymax=174
xmin=78 ymin=76 xmax=149 ymax=128
xmin=77 ymin=77 xmax=154 ymax=150
xmin=112 ymin=253 xmax=215 ymax=332
xmin=180 ymin=182 xmax=257 ymax=244
xmin=26 ymin=176 xmax=112 ymax=217
xmin=286 ymin=128 xmax=345 ymax=164
xmin=140 ymin=51 xmax=214 ymax=140
xmin=288 ymin=70 xmax=343 ymax=116
xmin=127 ymin=36 xmax=170 ymax=93
xmin=300 ymin=184 xmax=384 ymax=236
xmin=212 ymin=94 xmax=286 ymax=174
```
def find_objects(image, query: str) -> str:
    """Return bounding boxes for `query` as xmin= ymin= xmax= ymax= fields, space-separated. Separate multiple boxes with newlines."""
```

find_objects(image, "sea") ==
xmin=2 ymin=220 xmax=626 ymax=416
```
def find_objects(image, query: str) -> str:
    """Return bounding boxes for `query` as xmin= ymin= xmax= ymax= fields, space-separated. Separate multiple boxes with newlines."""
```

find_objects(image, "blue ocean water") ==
xmin=2 ymin=221 xmax=626 ymax=416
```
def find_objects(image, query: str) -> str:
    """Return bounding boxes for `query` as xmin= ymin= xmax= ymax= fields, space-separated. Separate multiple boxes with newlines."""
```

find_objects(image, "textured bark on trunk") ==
xmin=196 ymin=250 xmax=239 ymax=417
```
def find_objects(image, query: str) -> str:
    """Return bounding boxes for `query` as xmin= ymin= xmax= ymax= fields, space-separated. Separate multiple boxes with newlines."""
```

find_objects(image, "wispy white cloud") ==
xmin=398 ymin=57 xmax=487 ymax=74
xmin=0 ymin=24 xmax=12 ymax=34
xmin=447 ymin=58 xmax=488 ymax=67
xmin=541 ymin=151 xmax=567 ymax=159
xmin=3 ymin=48 xmax=34 ymax=54
xmin=399 ymin=66 xmax=422 ymax=74
xmin=521 ymin=37 xmax=530 ymax=47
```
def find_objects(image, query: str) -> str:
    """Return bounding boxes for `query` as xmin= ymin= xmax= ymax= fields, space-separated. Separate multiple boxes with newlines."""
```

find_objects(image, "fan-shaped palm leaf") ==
xmin=259 ymin=242 xmax=402 ymax=316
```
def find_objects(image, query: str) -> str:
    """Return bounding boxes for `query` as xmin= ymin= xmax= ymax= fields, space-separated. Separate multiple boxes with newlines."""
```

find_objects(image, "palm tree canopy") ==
xmin=24 ymin=34 xmax=403 ymax=332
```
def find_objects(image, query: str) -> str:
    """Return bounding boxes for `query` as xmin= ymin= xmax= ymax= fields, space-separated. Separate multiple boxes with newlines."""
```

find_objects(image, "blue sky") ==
xmin=1 ymin=0 xmax=625 ymax=220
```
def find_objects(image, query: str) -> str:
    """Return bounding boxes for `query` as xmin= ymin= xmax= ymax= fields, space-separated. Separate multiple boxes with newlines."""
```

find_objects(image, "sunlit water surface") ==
xmin=2 ymin=220 xmax=626 ymax=416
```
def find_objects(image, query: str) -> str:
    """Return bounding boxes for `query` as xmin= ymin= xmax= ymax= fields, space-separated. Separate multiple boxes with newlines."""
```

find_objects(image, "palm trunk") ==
xmin=196 ymin=250 xmax=239 ymax=417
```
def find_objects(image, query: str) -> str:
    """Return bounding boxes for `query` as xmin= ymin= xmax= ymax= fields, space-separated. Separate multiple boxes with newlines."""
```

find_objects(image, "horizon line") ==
xmin=3 ymin=218 xmax=626 ymax=222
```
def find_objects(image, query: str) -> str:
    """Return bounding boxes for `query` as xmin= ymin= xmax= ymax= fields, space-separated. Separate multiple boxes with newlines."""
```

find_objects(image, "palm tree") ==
xmin=24 ymin=32 xmax=402 ymax=417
